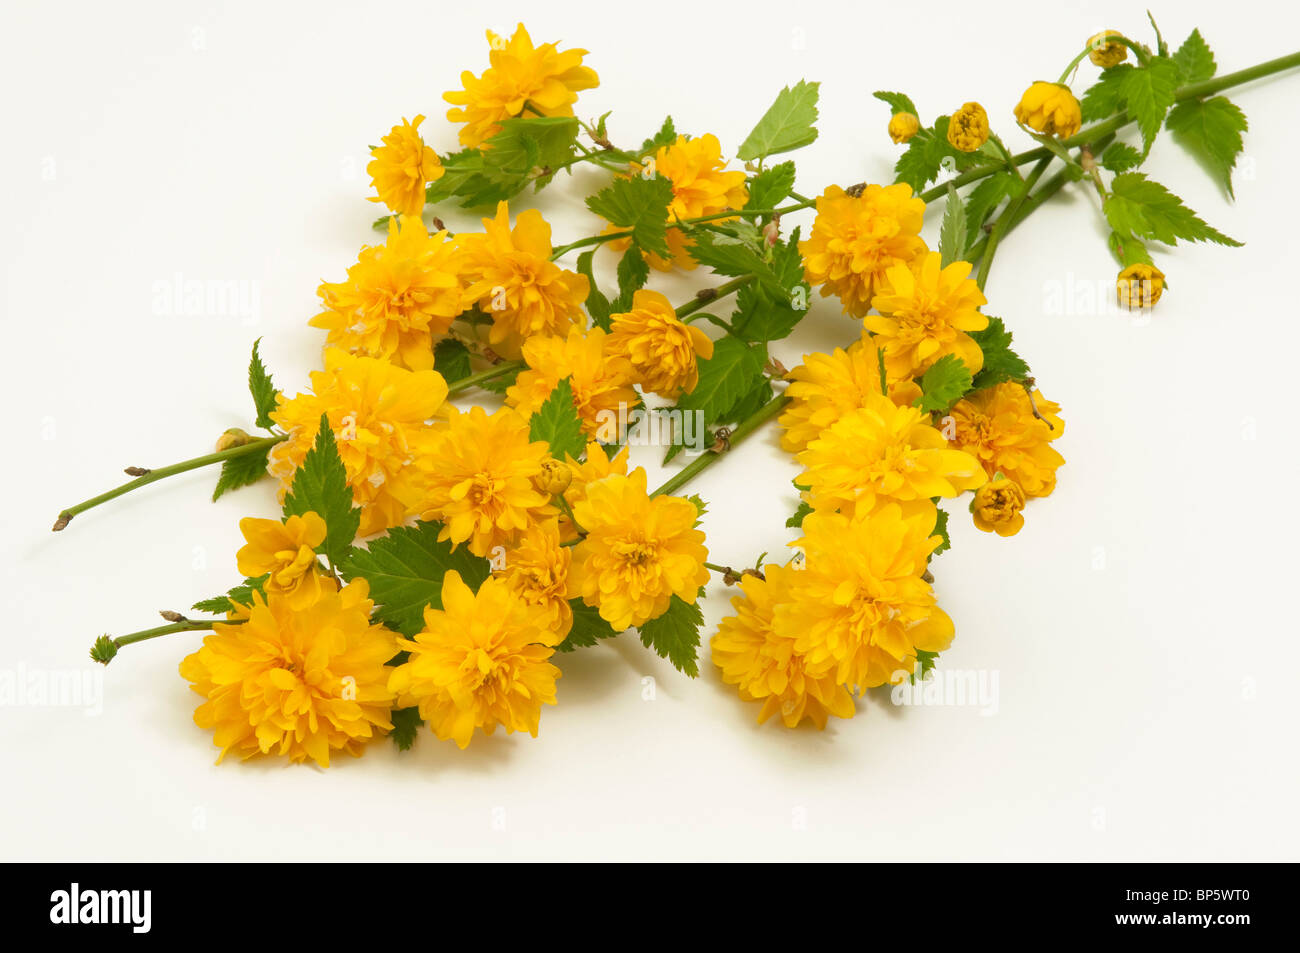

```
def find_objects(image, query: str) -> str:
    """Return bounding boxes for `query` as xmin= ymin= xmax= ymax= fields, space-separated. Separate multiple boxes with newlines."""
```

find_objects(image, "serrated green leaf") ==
xmin=938 ymin=183 xmax=967 ymax=267
xmin=640 ymin=116 xmax=677 ymax=155
xmin=893 ymin=117 xmax=982 ymax=192
xmin=1104 ymin=172 xmax=1241 ymax=246
xmin=1100 ymin=142 xmax=1143 ymax=173
xmin=212 ymin=444 xmax=271 ymax=501
xmin=613 ymin=245 xmax=649 ymax=311
xmin=746 ymin=160 xmax=796 ymax=212
xmin=929 ymin=507 xmax=951 ymax=559
xmin=786 ymin=498 xmax=813 ymax=529
xmin=556 ymin=599 xmax=623 ymax=653
xmin=1120 ymin=57 xmax=1180 ymax=153
xmin=192 ymin=573 xmax=270 ymax=615
xmin=248 ymin=338 xmax=278 ymax=430
xmin=686 ymin=230 xmax=787 ymax=300
xmin=487 ymin=116 xmax=580 ymax=170
xmin=433 ymin=337 xmax=472 ymax=384
xmin=586 ymin=174 xmax=674 ymax=258
xmin=873 ymin=90 xmax=918 ymax=117
xmin=915 ymin=355 xmax=973 ymax=414
xmin=674 ymin=336 xmax=765 ymax=424
xmin=638 ymin=594 xmax=702 ymax=677
xmin=575 ymin=249 xmax=612 ymax=330
xmin=912 ymin=648 xmax=940 ymax=682
xmin=1165 ymin=96 xmax=1248 ymax=197
xmin=390 ymin=706 xmax=423 ymax=751
xmin=1081 ymin=64 xmax=1134 ymax=124
xmin=1172 ymin=28 xmax=1216 ymax=84
xmin=730 ymin=228 xmax=806 ymax=343
xmin=737 ymin=81 xmax=820 ymax=161
xmin=1108 ymin=231 xmax=1154 ymax=268
xmin=282 ymin=415 xmax=362 ymax=567
xmin=342 ymin=521 xmax=492 ymax=635
xmin=528 ymin=378 xmax=587 ymax=461
xmin=962 ymin=172 xmax=1016 ymax=251
xmin=969 ymin=316 xmax=1030 ymax=390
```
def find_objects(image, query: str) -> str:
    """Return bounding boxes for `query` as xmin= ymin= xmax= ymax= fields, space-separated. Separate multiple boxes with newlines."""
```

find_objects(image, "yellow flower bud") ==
xmin=1116 ymin=263 xmax=1166 ymax=309
xmin=1014 ymin=82 xmax=1082 ymax=139
xmin=888 ymin=111 xmax=921 ymax=144
xmin=1087 ymin=30 xmax=1127 ymax=68
xmin=215 ymin=427 xmax=253 ymax=452
xmin=946 ymin=102 xmax=990 ymax=152
xmin=532 ymin=457 xmax=573 ymax=497
xmin=971 ymin=475 xmax=1026 ymax=537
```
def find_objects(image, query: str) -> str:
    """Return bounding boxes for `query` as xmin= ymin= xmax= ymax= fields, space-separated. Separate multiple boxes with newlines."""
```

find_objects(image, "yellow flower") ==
xmin=777 ymin=505 xmax=953 ymax=689
xmin=867 ymin=251 xmax=989 ymax=380
xmin=310 ymin=216 xmax=463 ymax=371
xmin=607 ymin=289 xmax=715 ymax=398
xmin=457 ymin=202 xmax=589 ymax=358
xmin=796 ymin=392 xmax=987 ymax=517
xmin=531 ymin=457 xmax=573 ymax=497
xmin=711 ymin=563 xmax=855 ymax=729
xmin=268 ymin=349 xmax=448 ymax=536
xmin=1088 ymin=30 xmax=1128 ymax=68
xmin=568 ymin=468 xmax=709 ymax=630
xmin=947 ymin=102 xmax=990 ymax=152
xmin=1014 ymin=82 xmax=1082 ymax=139
xmin=1116 ymin=263 xmax=1165 ymax=309
xmin=444 ymin=23 xmax=599 ymax=148
xmin=179 ymin=580 xmax=397 ymax=766
xmin=389 ymin=571 xmax=561 ymax=749
xmin=557 ymin=441 xmax=629 ymax=541
xmin=506 ymin=326 xmax=637 ymax=438
xmin=235 ymin=512 xmax=329 ymax=611
xmin=888 ymin=112 xmax=920 ymax=144
xmin=948 ymin=382 xmax=1065 ymax=497
xmin=501 ymin=518 xmax=574 ymax=638
xmin=367 ymin=115 xmax=444 ymax=217
xmin=410 ymin=405 xmax=555 ymax=558
xmin=971 ymin=474 xmax=1027 ymax=537
xmin=778 ymin=338 xmax=921 ymax=453
xmin=799 ymin=183 xmax=928 ymax=317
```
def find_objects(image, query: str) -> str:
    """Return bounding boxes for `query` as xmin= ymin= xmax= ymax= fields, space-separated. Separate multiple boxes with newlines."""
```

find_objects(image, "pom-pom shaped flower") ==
xmin=179 ymin=580 xmax=397 ymax=766
xmin=1014 ymin=82 xmax=1082 ymax=139
xmin=568 ymin=469 xmax=709 ymax=630
xmin=888 ymin=112 xmax=920 ymax=144
xmin=411 ymin=405 xmax=555 ymax=558
xmin=1088 ymin=30 xmax=1128 ymax=68
xmin=799 ymin=183 xmax=928 ymax=317
xmin=796 ymin=392 xmax=987 ymax=517
xmin=947 ymin=382 xmax=1065 ymax=497
xmin=367 ymin=115 xmax=444 ymax=217
xmin=457 ymin=202 xmax=589 ymax=358
xmin=1116 ymin=262 xmax=1165 ymax=309
xmin=311 ymin=216 xmax=463 ymax=370
xmin=388 ymin=571 xmax=562 ymax=749
xmin=777 ymin=505 xmax=953 ymax=689
xmin=444 ymin=23 xmax=599 ymax=148
xmin=501 ymin=518 xmax=574 ymax=638
xmin=946 ymin=102 xmax=989 ymax=152
xmin=506 ymin=326 xmax=637 ymax=437
xmin=867 ymin=251 xmax=989 ymax=380
xmin=971 ymin=474 xmax=1027 ymax=536
xmin=268 ymin=349 xmax=448 ymax=536
xmin=235 ymin=512 xmax=328 ymax=611
xmin=607 ymin=289 xmax=714 ymax=398
xmin=711 ymin=563 xmax=855 ymax=729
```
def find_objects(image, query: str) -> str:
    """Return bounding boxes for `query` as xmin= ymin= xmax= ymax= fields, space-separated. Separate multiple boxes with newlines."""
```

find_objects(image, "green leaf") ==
xmin=730 ymin=228 xmax=806 ymax=342
xmin=192 ymin=573 xmax=270 ymax=615
xmin=893 ymin=117 xmax=983 ymax=192
xmin=746 ymin=160 xmax=796 ymax=212
xmin=212 ymin=445 xmax=271 ymax=501
xmin=1100 ymin=142 xmax=1143 ymax=173
xmin=1103 ymin=172 xmax=1242 ymax=246
xmin=873 ymin=90 xmax=918 ymax=117
xmin=487 ymin=116 xmax=580 ymax=170
xmin=1165 ymin=96 xmax=1248 ymax=197
xmin=586 ymin=174 xmax=675 ymax=258
xmin=938 ymin=183 xmax=967 ymax=267
xmin=528 ymin=378 xmax=587 ymax=461
xmin=915 ymin=355 xmax=973 ymax=414
xmin=640 ymin=116 xmax=677 ymax=155
xmin=1147 ymin=11 xmax=1168 ymax=57
xmin=737 ymin=81 xmax=821 ymax=161
xmin=282 ymin=414 xmax=362 ymax=568
xmin=556 ymin=600 xmax=623 ymax=653
xmin=1108 ymin=231 xmax=1154 ymax=268
xmin=342 ymin=521 xmax=492 ymax=636
xmin=969 ymin=316 xmax=1031 ymax=390
xmin=1120 ymin=56 xmax=1180 ymax=153
xmin=1081 ymin=65 xmax=1133 ymax=124
xmin=478 ymin=364 xmax=521 ymax=395
xmin=390 ymin=707 xmax=423 ymax=751
xmin=962 ymin=172 xmax=1017 ymax=251
xmin=575 ymin=249 xmax=612 ymax=330
xmin=1172 ymin=28 xmax=1216 ymax=84
xmin=433 ymin=337 xmax=472 ymax=384
xmin=686 ymin=230 xmax=787 ymax=300
xmin=638 ymin=594 xmax=702 ymax=677
xmin=687 ymin=494 xmax=708 ymax=525
xmin=674 ymin=336 xmax=765 ymax=423
xmin=786 ymin=498 xmax=813 ymax=529
xmin=912 ymin=649 xmax=940 ymax=682
xmin=248 ymin=338 xmax=278 ymax=430
xmin=929 ymin=507 xmax=951 ymax=559
xmin=613 ymin=245 xmax=649 ymax=311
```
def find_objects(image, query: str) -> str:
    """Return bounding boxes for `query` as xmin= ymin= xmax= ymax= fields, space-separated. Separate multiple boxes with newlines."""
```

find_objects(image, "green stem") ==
xmin=53 ymin=435 xmax=286 ymax=532
xmin=651 ymin=394 xmax=791 ymax=498
xmin=676 ymin=275 xmax=754 ymax=322
xmin=976 ymin=157 xmax=1050 ymax=290
xmin=116 ymin=619 xmax=217 ymax=648
xmin=555 ymin=493 xmax=586 ymax=536
xmin=446 ymin=360 xmax=525 ymax=395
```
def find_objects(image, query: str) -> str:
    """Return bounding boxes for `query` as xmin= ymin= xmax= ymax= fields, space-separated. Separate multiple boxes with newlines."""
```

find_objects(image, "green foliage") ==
xmin=746 ymin=160 xmax=796 ymax=212
xmin=248 ymin=338 xmax=278 ymax=430
xmin=556 ymin=600 xmax=623 ymax=652
xmin=640 ymin=116 xmax=677 ymax=155
xmin=673 ymin=337 xmax=766 ymax=424
xmin=938 ymin=183 xmax=967 ymax=267
xmin=786 ymin=498 xmax=813 ymax=529
xmin=915 ymin=355 xmax=973 ymax=413
xmin=687 ymin=230 xmax=788 ymax=300
xmin=1172 ymin=28 xmax=1216 ymax=83
xmin=585 ymin=174 xmax=675 ymax=257
xmin=929 ymin=507 xmax=951 ymax=559
xmin=478 ymin=364 xmax=521 ymax=394
xmin=638 ymin=595 xmax=703 ymax=677
xmin=962 ymin=172 xmax=1018 ymax=251
xmin=342 ymin=521 xmax=492 ymax=636
xmin=1121 ymin=56 xmax=1180 ymax=153
xmin=893 ymin=116 xmax=982 ymax=192
xmin=613 ymin=245 xmax=650 ymax=311
xmin=968 ymin=316 xmax=1031 ymax=390
xmin=729 ymin=228 xmax=807 ymax=342
xmin=1103 ymin=172 xmax=1241 ymax=246
xmin=1099 ymin=142 xmax=1143 ymax=173
xmin=1081 ymin=65 xmax=1132 ymax=123
xmin=281 ymin=415 xmax=361 ymax=568
xmin=528 ymin=378 xmax=587 ymax=461
xmin=913 ymin=649 xmax=940 ymax=682
xmin=425 ymin=117 xmax=580 ymax=207
xmin=433 ymin=337 xmax=472 ymax=384
xmin=192 ymin=573 xmax=270 ymax=615
xmin=1109 ymin=231 xmax=1154 ymax=268
xmin=212 ymin=445 xmax=271 ymax=501
xmin=1165 ymin=96 xmax=1248 ymax=197
xmin=737 ymin=81 xmax=821 ymax=161
xmin=390 ymin=707 xmax=423 ymax=751
xmin=575 ymin=249 xmax=613 ymax=330
xmin=90 ymin=635 xmax=118 ymax=665
xmin=873 ymin=90 xmax=918 ymax=116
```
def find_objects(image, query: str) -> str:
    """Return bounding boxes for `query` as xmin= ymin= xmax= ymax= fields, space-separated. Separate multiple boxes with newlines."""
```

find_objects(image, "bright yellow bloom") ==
xmin=868 ymin=251 xmax=989 ymax=380
xmin=311 ymin=216 xmax=463 ymax=371
xmin=711 ymin=563 xmax=855 ymax=729
xmin=179 ymin=580 xmax=397 ymax=766
xmin=389 ymin=571 xmax=561 ymax=749
xmin=607 ymin=289 xmax=714 ymax=398
xmin=1014 ymin=82 xmax=1082 ymax=139
xmin=799 ymin=183 xmax=928 ymax=317
xmin=367 ymin=115 xmax=444 ymax=217
xmin=1116 ymin=263 xmax=1165 ymax=309
xmin=444 ymin=24 xmax=599 ymax=148
xmin=948 ymin=382 xmax=1065 ymax=497
xmin=531 ymin=457 xmax=573 ymax=497
xmin=506 ymin=326 xmax=637 ymax=437
xmin=947 ymin=102 xmax=990 ymax=152
xmin=971 ymin=474 xmax=1027 ymax=536
xmin=888 ymin=112 xmax=920 ymax=144
xmin=557 ymin=441 xmax=630 ymax=541
xmin=796 ymin=392 xmax=987 ymax=517
xmin=235 ymin=512 xmax=329 ymax=611
xmin=457 ymin=202 xmax=589 ymax=358
xmin=411 ymin=405 xmax=555 ymax=558
xmin=777 ymin=505 xmax=953 ymax=689
xmin=501 ymin=518 xmax=574 ymax=638
xmin=268 ymin=349 xmax=448 ymax=536
xmin=779 ymin=339 xmax=921 ymax=453
xmin=1088 ymin=30 xmax=1128 ymax=68
xmin=568 ymin=468 xmax=709 ymax=630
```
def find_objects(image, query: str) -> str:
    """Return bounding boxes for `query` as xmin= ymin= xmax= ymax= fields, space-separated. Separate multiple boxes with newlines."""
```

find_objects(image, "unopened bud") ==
xmin=532 ymin=458 xmax=573 ymax=496
xmin=215 ymin=427 xmax=253 ymax=452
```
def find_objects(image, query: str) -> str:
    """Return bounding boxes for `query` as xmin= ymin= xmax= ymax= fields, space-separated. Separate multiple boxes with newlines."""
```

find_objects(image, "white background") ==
xmin=2 ymin=0 xmax=1297 ymax=861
